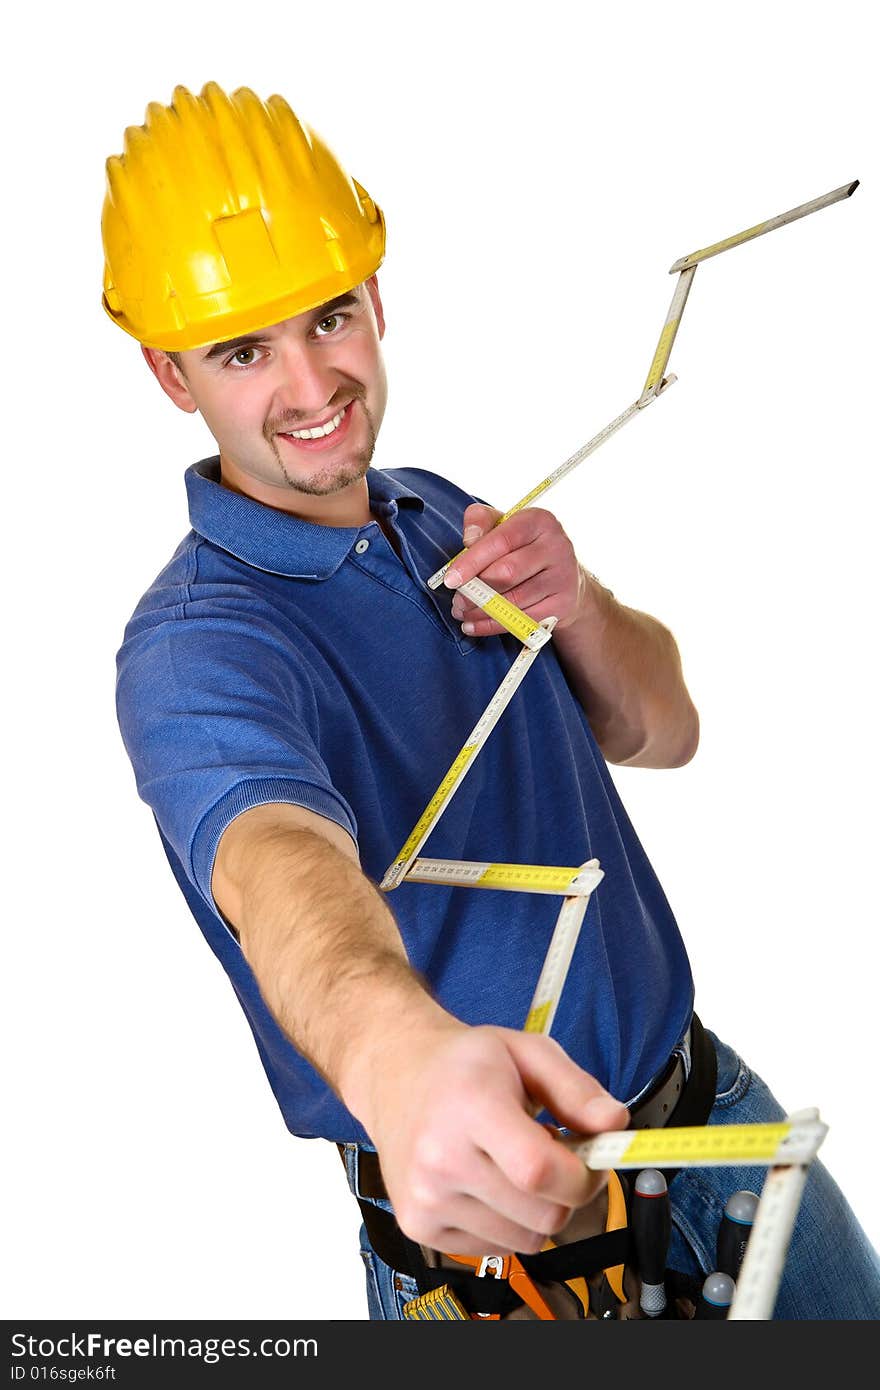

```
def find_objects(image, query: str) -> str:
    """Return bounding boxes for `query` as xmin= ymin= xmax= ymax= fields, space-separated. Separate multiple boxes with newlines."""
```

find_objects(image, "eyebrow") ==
xmin=201 ymin=293 xmax=362 ymax=362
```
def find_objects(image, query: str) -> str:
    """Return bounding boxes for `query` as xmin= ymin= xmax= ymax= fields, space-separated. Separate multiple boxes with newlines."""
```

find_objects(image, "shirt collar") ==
xmin=185 ymin=456 xmax=425 ymax=579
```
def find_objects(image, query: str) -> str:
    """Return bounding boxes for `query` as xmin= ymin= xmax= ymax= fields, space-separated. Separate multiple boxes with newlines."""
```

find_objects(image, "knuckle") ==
xmin=393 ymin=1195 xmax=422 ymax=1238
xmin=396 ymin=1177 xmax=435 ymax=1230
xmin=398 ymin=1208 xmax=440 ymax=1248
xmin=545 ymin=1202 xmax=572 ymax=1234
xmin=412 ymin=1133 xmax=451 ymax=1181
xmin=510 ymin=1148 xmax=552 ymax=1195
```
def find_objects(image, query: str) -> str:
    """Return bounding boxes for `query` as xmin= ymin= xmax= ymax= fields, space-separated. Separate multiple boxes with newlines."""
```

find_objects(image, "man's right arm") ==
xmin=212 ymin=803 xmax=628 ymax=1255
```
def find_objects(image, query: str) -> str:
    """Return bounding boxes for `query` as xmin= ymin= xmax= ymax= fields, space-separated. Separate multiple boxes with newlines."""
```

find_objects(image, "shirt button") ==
xmin=354 ymin=538 xmax=370 ymax=554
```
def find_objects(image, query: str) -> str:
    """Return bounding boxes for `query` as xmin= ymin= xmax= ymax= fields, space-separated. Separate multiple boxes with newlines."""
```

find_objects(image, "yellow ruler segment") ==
xmin=524 ymin=1001 xmax=553 ymax=1034
xmin=644 ymin=319 xmax=680 ymax=394
xmin=511 ymin=478 xmax=556 ymax=512
xmin=639 ymin=265 xmax=697 ymax=404
xmin=477 ymin=863 xmax=585 ymax=893
xmin=457 ymin=576 xmax=549 ymax=649
xmin=564 ymin=1117 xmax=827 ymax=1171
xmin=617 ymin=1121 xmax=789 ymax=1164
xmin=679 ymin=220 xmax=769 ymax=269
xmin=383 ymin=744 xmax=479 ymax=884
xmin=480 ymin=591 xmax=544 ymax=645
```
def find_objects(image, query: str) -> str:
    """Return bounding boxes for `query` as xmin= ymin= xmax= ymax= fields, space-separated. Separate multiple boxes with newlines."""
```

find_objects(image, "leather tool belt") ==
xmin=338 ymin=1013 xmax=718 ymax=1318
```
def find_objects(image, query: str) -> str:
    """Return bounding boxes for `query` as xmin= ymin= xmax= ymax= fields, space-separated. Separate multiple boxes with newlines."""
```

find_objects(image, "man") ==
xmin=109 ymin=83 xmax=878 ymax=1319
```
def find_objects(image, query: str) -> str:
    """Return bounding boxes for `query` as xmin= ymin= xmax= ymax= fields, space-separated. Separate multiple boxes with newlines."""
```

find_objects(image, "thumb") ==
xmin=505 ymin=1030 xmax=629 ymax=1135
xmin=462 ymin=502 xmax=503 ymax=546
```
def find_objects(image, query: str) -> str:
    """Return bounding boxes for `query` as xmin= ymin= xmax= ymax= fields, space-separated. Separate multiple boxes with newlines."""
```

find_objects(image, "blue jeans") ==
xmin=347 ymin=1031 xmax=880 ymax=1319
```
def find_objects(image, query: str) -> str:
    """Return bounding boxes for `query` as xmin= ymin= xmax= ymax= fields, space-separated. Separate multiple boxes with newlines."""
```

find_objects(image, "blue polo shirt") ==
xmin=116 ymin=455 xmax=693 ymax=1142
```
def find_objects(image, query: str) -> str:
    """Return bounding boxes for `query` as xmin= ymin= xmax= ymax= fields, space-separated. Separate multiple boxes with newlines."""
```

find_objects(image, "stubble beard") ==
xmin=267 ymin=398 xmax=378 ymax=498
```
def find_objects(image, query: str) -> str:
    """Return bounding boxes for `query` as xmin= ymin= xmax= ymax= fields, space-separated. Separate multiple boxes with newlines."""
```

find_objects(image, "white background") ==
xmin=4 ymin=0 xmax=877 ymax=1321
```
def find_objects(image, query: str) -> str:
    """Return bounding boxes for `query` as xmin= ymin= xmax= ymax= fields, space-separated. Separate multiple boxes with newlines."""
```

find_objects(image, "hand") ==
xmin=444 ymin=503 xmax=588 ymax=636
xmin=352 ymin=1014 xmax=629 ymax=1256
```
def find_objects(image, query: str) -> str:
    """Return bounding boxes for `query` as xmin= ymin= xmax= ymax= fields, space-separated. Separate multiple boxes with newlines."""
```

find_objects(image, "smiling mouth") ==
xmin=277 ymin=401 xmax=355 ymax=450
xmin=287 ymin=405 xmax=347 ymax=439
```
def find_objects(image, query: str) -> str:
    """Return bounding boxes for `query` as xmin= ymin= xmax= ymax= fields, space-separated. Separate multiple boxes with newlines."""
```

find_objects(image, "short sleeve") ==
xmin=116 ymin=609 xmax=358 ymax=917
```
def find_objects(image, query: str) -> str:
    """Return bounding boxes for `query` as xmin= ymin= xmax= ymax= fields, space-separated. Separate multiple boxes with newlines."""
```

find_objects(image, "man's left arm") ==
xmin=443 ymin=503 xmax=699 ymax=769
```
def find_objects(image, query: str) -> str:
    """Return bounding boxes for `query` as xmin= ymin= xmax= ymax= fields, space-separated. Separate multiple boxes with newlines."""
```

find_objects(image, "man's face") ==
xmin=145 ymin=276 xmax=388 ymax=518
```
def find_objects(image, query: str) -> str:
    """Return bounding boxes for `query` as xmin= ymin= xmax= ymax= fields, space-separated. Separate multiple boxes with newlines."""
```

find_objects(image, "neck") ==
xmin=219 ymin=452 xmax=373 ymax=528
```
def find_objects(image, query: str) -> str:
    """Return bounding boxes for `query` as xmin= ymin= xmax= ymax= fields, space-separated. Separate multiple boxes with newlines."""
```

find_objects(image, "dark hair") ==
xmin=166 ymin=351 xmax=183 ymax=369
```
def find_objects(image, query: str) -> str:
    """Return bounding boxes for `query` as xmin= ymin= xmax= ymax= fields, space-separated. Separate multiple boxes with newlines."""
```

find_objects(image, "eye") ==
xmin=227 ymin=345 xmax=262 ymax=367
xmin=314 ymin=312 xmax=349 ymax=337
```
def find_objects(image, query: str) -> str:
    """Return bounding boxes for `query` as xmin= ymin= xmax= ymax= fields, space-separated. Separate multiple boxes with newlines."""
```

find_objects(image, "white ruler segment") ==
xmin=669 ymin=180 xmax=859 ymax=273
xmin=523 ymin=864 xmax=603 ymax=1037
xmin=727 ymin=1162 xmax=811 ymax=1320
xmin=427 ymin=390 xmax=672 ymax=591
xmin=639 ymin=265 xmax=697 ymax=405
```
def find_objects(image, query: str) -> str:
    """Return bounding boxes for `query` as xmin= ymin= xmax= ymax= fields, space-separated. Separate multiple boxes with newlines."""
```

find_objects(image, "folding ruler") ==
xmin=386 ymin=179 xmax=857 ymax=1320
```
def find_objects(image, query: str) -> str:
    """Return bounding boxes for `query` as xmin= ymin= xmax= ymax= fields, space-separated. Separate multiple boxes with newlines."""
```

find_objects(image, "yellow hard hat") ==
xmin=101 ymin=82 xmax=385 ymax=351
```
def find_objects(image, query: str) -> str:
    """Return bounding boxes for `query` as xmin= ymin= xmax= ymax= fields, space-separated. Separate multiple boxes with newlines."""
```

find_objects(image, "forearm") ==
xmin=553 ymin=567 xmax=699 ymax=767
xmin=227 ymin=826 xmax=450 ymax=1114
xmin=216 ymin=819 xmax=629 ymax=1253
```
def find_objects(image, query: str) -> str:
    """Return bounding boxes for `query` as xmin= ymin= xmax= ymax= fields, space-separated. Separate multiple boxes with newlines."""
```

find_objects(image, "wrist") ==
xmin=556 ymin=565 xmax=612 ymax=639
xmin=337 ymin=987 xmax=462 ymax=1128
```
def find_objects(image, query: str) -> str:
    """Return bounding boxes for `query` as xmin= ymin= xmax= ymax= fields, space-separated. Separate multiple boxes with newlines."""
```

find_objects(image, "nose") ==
xmin=271 ymin=339 xmax=344 ymax=420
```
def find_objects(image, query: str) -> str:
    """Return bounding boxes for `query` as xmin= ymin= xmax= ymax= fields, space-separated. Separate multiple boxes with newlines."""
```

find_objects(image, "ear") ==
xmin=364 ymin=274 xmax=386 ymax=340
xmin=141 ymin=346 xmax=199 ymax=414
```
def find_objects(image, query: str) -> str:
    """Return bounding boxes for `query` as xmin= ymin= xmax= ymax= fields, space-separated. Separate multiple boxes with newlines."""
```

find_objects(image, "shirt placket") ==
xmin=353 ymin=504 xmax=473 ymax=647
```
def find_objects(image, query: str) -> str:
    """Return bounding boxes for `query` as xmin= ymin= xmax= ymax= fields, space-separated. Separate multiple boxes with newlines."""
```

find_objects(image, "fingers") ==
xmin=459 ymin=536 xmax=550 ymax=593
xmin=394 ymin=1137 xmax=595 ymax=1254
xmin=504 ymin=1030 xmax=629 ymax=1137
xmin=447 ymin=509 xmax=551 ymax=589
xmin=426 ymin=1196 xmax=566 ymax=1258
xmin=373 ymin=1024 xmax=629 ymax=1256
xmin=462 ymin=1032 xmax=627 ymax=1217
xmin=447 ymin=508 xmax=581 ymax=637
xmin=399 ymin=1157 xmax=575 ymax=1256
xmin=461 ymin=502 xmax=504 ymax=546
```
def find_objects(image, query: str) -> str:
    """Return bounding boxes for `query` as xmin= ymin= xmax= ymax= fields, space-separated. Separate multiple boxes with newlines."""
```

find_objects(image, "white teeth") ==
xmin=288 ymin=406 xmax=346 ymax=440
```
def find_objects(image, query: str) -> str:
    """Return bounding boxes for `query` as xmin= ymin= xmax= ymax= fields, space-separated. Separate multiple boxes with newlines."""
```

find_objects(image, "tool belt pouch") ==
xmin=421 ymin=1170 xmax=639 ymax=1319
xmin=420 ymin=1167 xmax=717 ymax=1320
